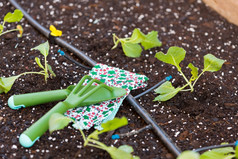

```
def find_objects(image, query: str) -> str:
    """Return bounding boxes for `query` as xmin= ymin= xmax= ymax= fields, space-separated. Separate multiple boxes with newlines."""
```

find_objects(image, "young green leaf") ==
xmin=121 ymin=42 xmax=142 ymax=58
xmin=128 ymin=28 xmax=145 ymax=44
xmin=141 ymin=31 xmax=162 ymax=50
xmin=49 ymin=113 xmax=73 ymax=134
xmin=118 ymin=145 xmax=134 ymax=154
xmin=32 ymin=41 xmax=49 ymax=57
xmin=0 ymin=75 xmax=21 ymax=93
xmin=0 ymin=24 xmax=3 ymax=33
xmin=177 ymin=151 xmax=200 ymax=159
xmin=35 ymin=57 xmax=44 ymax=69
xmin=99 ymin=117 xmax=128 ymax=134
xmin=154 ymin=81 xmax=181 ymax=101
xmin=188 ymin=63 xmax=198 ymax=81
xmin=212 ymin=146 xmax=235 ymax=154
xmin=107 ymin=146 xmax=139 ymax=159
xmin=203 ymin=54 xmax=226 ymax=72
xmin=4 ymin=9 xmax=23 ymax=23
xmin=47 ymin=64 xmax=56 ymax=77
xmin=235 ymin=145 xmax=238 ymax=159
xmin=155 ymin=46 xmax=186 ymax=71
xmin=200 ymin=148 xmax=235 ymax=159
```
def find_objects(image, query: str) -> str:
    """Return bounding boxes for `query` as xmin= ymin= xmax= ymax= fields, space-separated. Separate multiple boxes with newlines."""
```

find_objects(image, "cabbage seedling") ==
xmin=0 ymin=9 xmax=24 ymax=37
xmin=0 ymin=41 xmax=55 ymax=94
xmin=112 ymin=28 xmax=162 ymax=58
xmin=49 ymin=114 xmax=140 ymax=159
xmin=31 ymin=41 xmax=56 ymax=82
xmin=154 ymin=46 xmax=226 ymax=101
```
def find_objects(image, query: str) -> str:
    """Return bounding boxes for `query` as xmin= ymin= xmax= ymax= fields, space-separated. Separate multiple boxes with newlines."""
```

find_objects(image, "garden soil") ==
xmin=0 ymin=0 xmax=238 ymax=158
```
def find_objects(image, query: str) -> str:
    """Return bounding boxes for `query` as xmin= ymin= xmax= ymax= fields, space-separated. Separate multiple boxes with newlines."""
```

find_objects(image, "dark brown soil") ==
xmin=1 ymin=0 xmax=238 ymax=159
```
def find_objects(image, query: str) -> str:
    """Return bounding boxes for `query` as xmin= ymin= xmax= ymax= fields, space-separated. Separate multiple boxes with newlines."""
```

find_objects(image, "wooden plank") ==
xmin=203 ymin=0 xmax=238 ymax=26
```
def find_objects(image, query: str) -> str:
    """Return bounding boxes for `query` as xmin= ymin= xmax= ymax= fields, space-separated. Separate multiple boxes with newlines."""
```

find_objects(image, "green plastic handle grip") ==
xmin=19 ymin=102 xmax=69 ymax=148
xmin=8 ymin=85 xmax=126 ymax=110
xmin=8 ymin=86 xmax=74 ymax=109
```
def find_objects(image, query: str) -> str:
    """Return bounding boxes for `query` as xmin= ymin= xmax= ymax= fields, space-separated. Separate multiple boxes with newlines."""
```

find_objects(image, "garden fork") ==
xmin=19 ymin=75 xmax=126 ymax=148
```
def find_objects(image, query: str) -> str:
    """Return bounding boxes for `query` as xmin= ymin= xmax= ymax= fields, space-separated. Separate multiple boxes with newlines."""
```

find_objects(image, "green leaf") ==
xmin=4 ymin=9 xmax=23 ymax=23
xmin=155 ymin=46 xmax=186 ymax=71
xmin=188 ymin=63 xmax=198 ymax=81
xmin=118 ymin=145 xmax=134 ymax=154
xmin=47 ymin=64 xmax=56 ymax=77
xmin=35 ymin=57 xmax=44 ymax=69
xmin=107 ymin=146 xmax=139 ymax=159
xmin=32 ymin=41 xmax=49 ymax=57
xmin=141 ymin=31 xmax=162 ymax=50
xmin=154 ymin=81 xmax=181 ymax=101
xmin=0 ymin=75 xmax=21 ymax=94
xmin=235 ymin=146 xmax=238 ymax=159
xmin=121 ymin=42 xmax=142 ymax=58
xmin=203 ymin=54 xmax=226 ymax=72
xmin=212 ymin=147 xmax=235 ymax=154
xmin=177 ymin=151 xmax=200 ymax=159
xmin=128 ymin=28 xmax=146 ymax=43
xmin=99 ymin=117 xmax=128 ymax=134
xmin=200 ymin=148 xmax=235 ymax=159
xmin=0 ymin=24 xmax=3 ymax=33
xmin=49 ymin=113 xmax=73 ymax=134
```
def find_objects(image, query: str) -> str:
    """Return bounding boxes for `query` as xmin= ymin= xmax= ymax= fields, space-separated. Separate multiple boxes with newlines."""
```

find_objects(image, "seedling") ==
xmin=112 ymin=28 xmax=162 ymax=57
xmin=49 ymin=115 xmax=139 ymax=159
xmin=154 ymin=46 xmax=225 ymax=101
xmin=0 ymin=9 xmax=23 ymax=37
xmin=177 ymin=143 xmax=238 ymax=159
xmin=32 ymin=41 xmax=56 ymax=81
xmin=0 ymin=41 xmax=55 ymax=94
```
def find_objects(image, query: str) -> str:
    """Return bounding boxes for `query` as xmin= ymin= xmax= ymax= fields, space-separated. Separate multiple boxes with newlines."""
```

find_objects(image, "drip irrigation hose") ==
xmin=57 ymin=49 xmax=91 ymax=70
xmin=9 ymin=0 xmax=181 ymax=157
xmin=126 ymin=94 xmax=181 ymax=156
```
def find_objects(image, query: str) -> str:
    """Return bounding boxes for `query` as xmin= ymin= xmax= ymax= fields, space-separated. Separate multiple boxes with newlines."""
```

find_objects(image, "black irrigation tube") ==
xmin=9 ymin=0 xmax=181 ymax=157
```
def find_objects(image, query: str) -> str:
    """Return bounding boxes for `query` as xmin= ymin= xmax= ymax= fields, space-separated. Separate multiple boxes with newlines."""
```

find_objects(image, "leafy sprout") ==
xmin=32 ymin=41 xmax=56 ymax=82
xmin=0 ymin=41 xmax=56 ymax=94
xmin=0 ymin=9 xmax=24 ymax=37
xmin=154 ymin=46 xmax=225 ymax=102
xmin=49 ymin=114 xmax=139 ymax=159
xmin=112 ymin=28 xmax=162 ymax=58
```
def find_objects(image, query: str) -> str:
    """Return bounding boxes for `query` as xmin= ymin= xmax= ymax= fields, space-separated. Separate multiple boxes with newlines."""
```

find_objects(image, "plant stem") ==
xmin=192 ymin=70 xmax=205 ymax=87
xmin=86 ymin=143 xmax=106 ymax=150
xmin=88 ymin=139 xmax=108 ymax=149
xmin=0 ymin=28 xmax=19 ymax=37
xmin=179 ymin=70 xmax=194 ymax=92
xmin=19 ymin=71 xmax=45 ymax=76
xmin=180 ymin=89 xmax=191 ymax=92
xmin=78 ymin=128 xmax=86 ymax=143
xmin=44 ymin=55 xmax=48 ymax=82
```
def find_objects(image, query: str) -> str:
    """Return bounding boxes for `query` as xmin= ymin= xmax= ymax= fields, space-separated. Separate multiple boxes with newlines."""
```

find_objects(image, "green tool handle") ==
xmin=8 ymin=89 xmax=70 ymax=109
xmin=19 ymin=102 xmax=69 ymax=148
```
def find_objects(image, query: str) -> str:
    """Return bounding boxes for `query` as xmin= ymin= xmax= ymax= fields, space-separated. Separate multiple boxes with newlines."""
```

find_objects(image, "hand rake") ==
xmin=19 ymin=75 xmax=126 ymax=148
